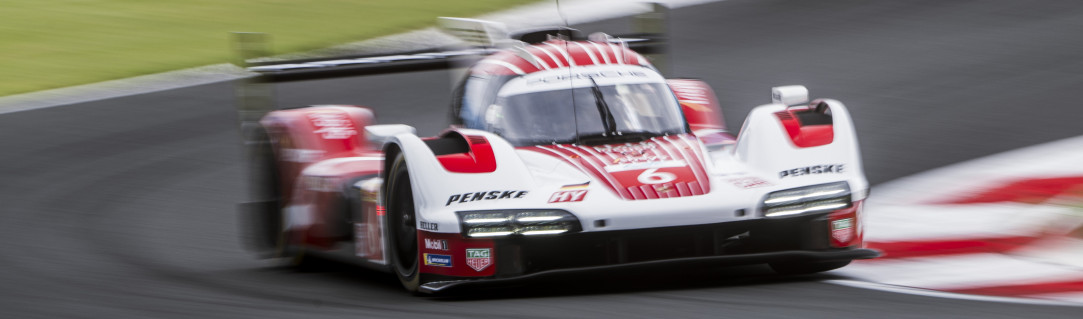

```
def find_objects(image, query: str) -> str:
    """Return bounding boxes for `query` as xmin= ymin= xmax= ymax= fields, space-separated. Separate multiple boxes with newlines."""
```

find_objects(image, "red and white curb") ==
xmin=833 ymin=135 xmax=1083 ymax=304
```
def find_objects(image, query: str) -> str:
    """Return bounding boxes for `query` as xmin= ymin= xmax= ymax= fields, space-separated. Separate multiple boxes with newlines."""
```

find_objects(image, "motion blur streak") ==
xmin=2 ymin=0 xmax=1083 ymax=318
xmin=843 ymin=135 xmax=1083 ymax=303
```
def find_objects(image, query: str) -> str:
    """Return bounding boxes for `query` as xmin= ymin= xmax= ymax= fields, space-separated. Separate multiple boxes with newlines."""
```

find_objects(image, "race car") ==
xmin=237 ymin=17 xmax=878 ymax=294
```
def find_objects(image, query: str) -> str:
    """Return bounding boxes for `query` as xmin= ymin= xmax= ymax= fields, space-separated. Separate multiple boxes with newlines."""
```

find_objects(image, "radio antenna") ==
xmin=556 ymin=0 xmax=579 ymax=144
xmin=556 ymin=0 xmax=570 ymax=27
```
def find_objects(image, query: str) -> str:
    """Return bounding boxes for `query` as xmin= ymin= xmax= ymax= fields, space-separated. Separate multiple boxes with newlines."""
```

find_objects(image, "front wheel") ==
xmin=769 ymin=260 xmax=851 ymax=275
xmin=385 ymin=153 xmax=421 ymax=292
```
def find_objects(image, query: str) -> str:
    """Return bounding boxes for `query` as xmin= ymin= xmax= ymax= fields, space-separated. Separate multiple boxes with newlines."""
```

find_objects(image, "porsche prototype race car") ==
xmin=237 ymin=17 xmax=878 ymax=293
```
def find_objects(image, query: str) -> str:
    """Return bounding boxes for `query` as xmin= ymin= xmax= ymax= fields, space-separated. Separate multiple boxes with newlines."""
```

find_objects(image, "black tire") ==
xmin=385 ymin=153 xmax=421 ymax=292
xmin=769 ymin=260 xmax=851 ymax=275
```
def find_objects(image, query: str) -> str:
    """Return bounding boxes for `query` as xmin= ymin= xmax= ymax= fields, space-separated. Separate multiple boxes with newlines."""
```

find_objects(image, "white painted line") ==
xmin=864 ymin=202 xmax=1070 ymax=242
xmin=840 ymin=253 xmax=1083 ymax=291
xmin=824 ymin=279 xmax=1082 ymax=307
xmin=0 ymin=64 xmax=250 ymax=115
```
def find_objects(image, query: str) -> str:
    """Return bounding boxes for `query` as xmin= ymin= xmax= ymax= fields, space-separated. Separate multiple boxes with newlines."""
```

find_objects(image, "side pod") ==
xmin=382 ymin=129 xmax=537 ymax=234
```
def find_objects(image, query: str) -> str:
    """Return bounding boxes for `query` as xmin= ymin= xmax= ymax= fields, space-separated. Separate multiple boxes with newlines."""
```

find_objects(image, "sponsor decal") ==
xmin=419 ymin=221 xmax=438 ymax=231
xmin=832 ymin=218 xmax=854 ymax=243
xmin=728 ymin=177 xmax=772 ymax=189
xmin=560 ymin=182 xmax=590 ymax=190
xmin=424 ymin=238 xmax=448 ymax=250
xmin=605 ymin=160 xmax=686 ymax=172
xmin=595 ymin=143 xmax=678 ymax=166
xmin=525 ymin=70 xmax=648 ymax=85
xmin=549 ymin=190 xmax=588 ymax=203
xmin=465 ymin=248 xmax=492 ymax=272
xmin=445 ymin=190 xmax=528 ymax=206
xmin=354 ymin=223 xmax=367 ymax=257
xmin=669 ymin=81 xmax=712 ymax=112
xmin=637 ymin=168 xmax=677 ymax=184
xmin=280 ymin=148 xmax=325 ymax=162
xmin=302 ymin=176 xmax=340 ymax=192
xmin=527 ymin=137 xmax=711 ymax=201
xmin=778 ymin=164 xmax=844 ymax=179
xmin=306 ymin=112 xmax=358 ymax=139
xmin=361 ymin=189 xmax=378 ymax=202
xmin=423 ymin=253 xmax=452 ymax=267
xmin=549 ymin=182 xmax=589 ymax=203
xmin=596 ymin=143 xmax=655 ymax=155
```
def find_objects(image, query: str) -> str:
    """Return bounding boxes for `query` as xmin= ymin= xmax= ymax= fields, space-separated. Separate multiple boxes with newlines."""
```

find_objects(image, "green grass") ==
xmin=0 ymin=0 xmax=538 ymax=96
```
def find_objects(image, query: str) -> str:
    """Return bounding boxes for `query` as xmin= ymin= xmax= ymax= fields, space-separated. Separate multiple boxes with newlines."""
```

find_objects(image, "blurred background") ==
xmin=1 ymin=0 xmax=1082 ymax=317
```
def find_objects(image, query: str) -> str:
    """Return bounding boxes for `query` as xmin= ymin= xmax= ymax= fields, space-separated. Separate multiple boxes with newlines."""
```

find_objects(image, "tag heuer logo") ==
xmin=831 ymin=218 xmax=854 ymax=243
xmin=465 ymin=248 xmax=492 ymax=272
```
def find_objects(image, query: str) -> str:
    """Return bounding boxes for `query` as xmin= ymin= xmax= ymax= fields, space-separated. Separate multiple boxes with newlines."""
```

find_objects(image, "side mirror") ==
xmin=771 ymin=85 xmax=809 ymax=106
xmin=365 ymin=124 xmax=416 ymax=146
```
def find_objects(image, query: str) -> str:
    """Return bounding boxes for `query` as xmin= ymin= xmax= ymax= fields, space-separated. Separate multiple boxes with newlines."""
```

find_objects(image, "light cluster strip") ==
xmin=457 ymin=210 xmax=582 ymax=238
xmin=762 ymin=182 xmax=852 ymax=217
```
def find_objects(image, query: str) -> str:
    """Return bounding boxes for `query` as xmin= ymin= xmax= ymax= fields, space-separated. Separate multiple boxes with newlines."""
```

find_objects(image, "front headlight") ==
xmin=457 ymin=210 xmax=582 ymax=238
xmin=761 ymin=182 xmax=851 ymax=217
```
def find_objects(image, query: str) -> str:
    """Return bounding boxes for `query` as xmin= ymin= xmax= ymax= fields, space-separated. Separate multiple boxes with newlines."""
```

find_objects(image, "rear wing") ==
xmin=233 ymin=4 xmax=669 ymax=92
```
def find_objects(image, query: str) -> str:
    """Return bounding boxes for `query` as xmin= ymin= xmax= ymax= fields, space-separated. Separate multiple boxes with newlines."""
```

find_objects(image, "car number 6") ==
xmin=637 ymin=168 xmax=676 ymax=184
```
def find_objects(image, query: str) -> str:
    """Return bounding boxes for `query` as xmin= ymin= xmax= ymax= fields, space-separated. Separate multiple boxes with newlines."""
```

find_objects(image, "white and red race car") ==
xmin=238 ymin=18 xmax=878 ymax=293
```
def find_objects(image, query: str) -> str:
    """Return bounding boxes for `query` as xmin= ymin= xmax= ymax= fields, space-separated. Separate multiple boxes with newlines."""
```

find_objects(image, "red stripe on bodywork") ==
xmin=774 ymin=109 xmax=834 ymax=148
xmin=522 ymin=134 xmax=710 ymax=200
xmin=676 ymin=182 xmax=691 ymax=197
xmin=532 ymin=145 xmax=628 ymax=199
xmin=527 ymin=46 xmax=562 ymax=68
xmin=435 ymin=134 xmax=497 ymax=173
xmin=671 ymin=135 xmax=712 ymax=194
xmin=560 ymin=145 xmax=632 ymax=199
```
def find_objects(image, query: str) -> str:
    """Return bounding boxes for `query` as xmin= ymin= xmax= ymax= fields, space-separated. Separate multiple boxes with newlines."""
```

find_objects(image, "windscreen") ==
xmin=482 ymin=78 xmax=687 ymax=147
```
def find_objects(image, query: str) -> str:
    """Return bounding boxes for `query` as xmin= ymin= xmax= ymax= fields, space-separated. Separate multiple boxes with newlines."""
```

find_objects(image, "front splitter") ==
xmin=419 ymin=248 xmax=880 ymax=294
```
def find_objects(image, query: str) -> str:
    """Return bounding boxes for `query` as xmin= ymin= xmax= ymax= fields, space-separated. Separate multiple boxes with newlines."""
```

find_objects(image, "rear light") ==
xmin=457 ymin=210 xmax=582 ymax=238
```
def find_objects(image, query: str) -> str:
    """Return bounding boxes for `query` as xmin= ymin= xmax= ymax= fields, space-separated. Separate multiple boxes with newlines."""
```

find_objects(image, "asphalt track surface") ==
xmin=2 ymin=0 xmax=1083 ymax=318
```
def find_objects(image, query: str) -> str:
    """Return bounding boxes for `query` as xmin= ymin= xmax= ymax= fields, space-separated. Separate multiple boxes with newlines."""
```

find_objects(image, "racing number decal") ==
xmin=637 ymin=168 xmax=677 ymax=184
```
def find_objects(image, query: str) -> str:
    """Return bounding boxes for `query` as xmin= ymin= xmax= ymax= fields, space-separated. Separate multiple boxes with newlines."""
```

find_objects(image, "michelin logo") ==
xmin=424 ymin=253 xmax=452 ymax=267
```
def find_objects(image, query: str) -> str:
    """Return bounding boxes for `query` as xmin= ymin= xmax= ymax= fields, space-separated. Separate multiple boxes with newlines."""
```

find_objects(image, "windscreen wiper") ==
xmin=577 ymin=131 xmax=661 ymax=145
xmin=588 ymin=77 xmax=618 ymax=136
